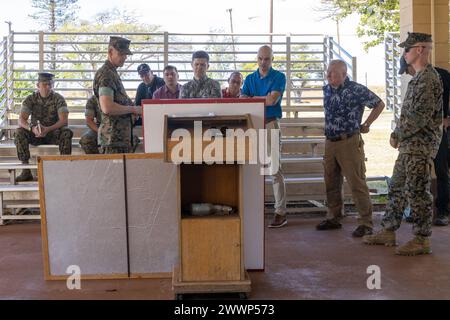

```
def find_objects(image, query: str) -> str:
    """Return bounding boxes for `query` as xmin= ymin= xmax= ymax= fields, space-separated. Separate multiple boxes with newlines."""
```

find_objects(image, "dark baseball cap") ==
xmin=109 ymin=36 xmax=133 ymax=55
xmin=38 ymin=72 xmax=55 ymax=83
xmin=399 ymin=32 xmax=432 ymax=48
xmin=137 ymin=63 xmax=151 ymax=75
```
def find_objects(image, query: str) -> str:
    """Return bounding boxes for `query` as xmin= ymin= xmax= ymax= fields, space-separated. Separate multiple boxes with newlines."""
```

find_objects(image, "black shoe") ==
xmin=268 ymin=214 xmax=287 ymax=228
xmin=316 ymin=219 xmax=342 ymax=230
xmin=15 ymin=169 xmax=34 ymax=183
xmin=434 ymin=216 xmax=449 ymax=226
xmin=352 ymin=225 xmax=373 ymax=237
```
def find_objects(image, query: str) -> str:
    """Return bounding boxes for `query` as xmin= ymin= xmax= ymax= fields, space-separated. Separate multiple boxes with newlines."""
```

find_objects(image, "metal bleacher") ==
xmin=0 ymin=31 xmax=374 ymax=223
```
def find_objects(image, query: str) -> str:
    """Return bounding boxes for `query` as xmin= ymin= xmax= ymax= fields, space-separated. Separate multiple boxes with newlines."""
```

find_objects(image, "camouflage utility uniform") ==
xmin=180 ymin=76 xmax=222 ymax=98
xmin=93 ymin=60 xmax=137 ymax=154
xmin=15 ymin=91 xmax=73 ymax=162
xmin=79 ymin=96 xmax=102 ymax=154
xmin=383 ymin=64 xmax=443 ymax=237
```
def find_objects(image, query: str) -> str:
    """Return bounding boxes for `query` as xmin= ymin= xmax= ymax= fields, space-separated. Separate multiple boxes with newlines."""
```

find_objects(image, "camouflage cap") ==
xmin=38 ymin=72 xmax=55 ymax=83
xmin=399 ymin=32 xmax=432 ymax=48
xmin=109 ymin=36 xmax=133 ymax=55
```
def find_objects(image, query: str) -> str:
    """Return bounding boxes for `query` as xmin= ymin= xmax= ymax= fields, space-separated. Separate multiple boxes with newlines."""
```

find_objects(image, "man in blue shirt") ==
xmin=317 ymin=60 xmax=385 ymax=237
xmin=242 ymin=45 xmax=287 ymax=228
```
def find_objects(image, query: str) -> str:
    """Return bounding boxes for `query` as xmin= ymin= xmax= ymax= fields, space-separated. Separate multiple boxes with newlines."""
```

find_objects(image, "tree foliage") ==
xmin=29 ymin=0 xmax=79 ymax=32
xmin=0 ymin=69 xmax=35 ymax=114
xmin=30 ymin=0 xmax=80 ymax=70
xmin=54 ymin=9 xmax=162 ymax=99
xmin=319 ymin=0 xmax=399 ymax=50
xmin=205 ymin=28 xmax=237 ymax=82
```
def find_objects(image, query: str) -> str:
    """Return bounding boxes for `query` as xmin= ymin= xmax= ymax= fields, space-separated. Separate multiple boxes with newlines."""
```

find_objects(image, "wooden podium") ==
xmin=166 ymin=114 xmax=252 ymax=299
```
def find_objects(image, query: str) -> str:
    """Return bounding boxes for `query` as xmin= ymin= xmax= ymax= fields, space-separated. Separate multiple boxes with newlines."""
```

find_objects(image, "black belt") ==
xmin=326 ymin=131 xmax=359 ymax=142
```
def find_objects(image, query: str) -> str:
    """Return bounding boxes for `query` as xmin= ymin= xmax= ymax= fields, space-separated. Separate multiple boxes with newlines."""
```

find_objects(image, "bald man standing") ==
xmin=242 ymin=45 xmax=287 ymax=228
xmin=317 ymin=60 xmax=385 ymax=237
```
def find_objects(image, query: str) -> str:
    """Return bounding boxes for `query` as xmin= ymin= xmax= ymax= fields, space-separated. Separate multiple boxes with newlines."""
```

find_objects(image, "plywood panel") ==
xmin=164 ymin=114 xmax=255 ymax=163
xmin=181 ymin=216 xmax=241 ymax=282
xmin=126 ymin=157 xmax=178 ymax=275
xmin=42 ymin=158 xmax=128 ymax=277
xmin=180 ymin=164 xmax=239 ymax=211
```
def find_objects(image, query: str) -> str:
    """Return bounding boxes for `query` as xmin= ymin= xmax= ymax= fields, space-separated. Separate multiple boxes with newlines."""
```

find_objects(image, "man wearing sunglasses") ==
xmin=399 ymin=56 xmax=450 ymax=227
xmin=364 ymin=33 xmax=444 ymax=256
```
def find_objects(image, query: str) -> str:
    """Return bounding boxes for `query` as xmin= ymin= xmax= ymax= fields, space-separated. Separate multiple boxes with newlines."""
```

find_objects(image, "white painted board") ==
xmin=42 ymin=156 xmax=179 ymax=278
xmin=126 ymin=157 xmax=179 ymax=274
xmin=43 ymin=159 xmax=128 ymax=277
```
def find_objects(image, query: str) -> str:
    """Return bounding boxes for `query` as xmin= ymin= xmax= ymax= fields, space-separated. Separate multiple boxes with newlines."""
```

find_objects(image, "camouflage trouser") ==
xmin=132 ymin=135 xmax=141 ymax=153
xmin=79 ymin=129 xmax=99 ymax=154
xmin=100 ymin=146 xmax=131 ymax=154
xmin=15 ymin=127 xmax=73 ymax=162
xmin=382 ymin=153 xmax=433 ymax=237
xmin=100 ymin=135 xmax=141 ymax=154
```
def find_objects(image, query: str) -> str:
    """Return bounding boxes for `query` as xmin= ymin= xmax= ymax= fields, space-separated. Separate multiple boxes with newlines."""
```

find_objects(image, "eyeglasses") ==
xmin=405 ymin=46 xmax=425 ymax=53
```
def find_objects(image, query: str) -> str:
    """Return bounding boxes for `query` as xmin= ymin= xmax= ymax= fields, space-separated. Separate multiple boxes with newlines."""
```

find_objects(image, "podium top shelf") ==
xmin=142 ymin=98 xmax=266 ymax=105
xmin=165 ymin=114 xmax=254 ymax=130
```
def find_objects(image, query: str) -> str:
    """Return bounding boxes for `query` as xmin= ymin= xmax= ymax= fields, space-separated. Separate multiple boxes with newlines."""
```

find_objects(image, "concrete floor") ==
xmin=1 ymin=213 xmax=449 ymax=300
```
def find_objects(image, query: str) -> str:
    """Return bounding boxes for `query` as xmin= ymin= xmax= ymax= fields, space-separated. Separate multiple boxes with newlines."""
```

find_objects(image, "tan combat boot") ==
xmin=15 ymin=169 xmax=34 ymax=183
xmin=395 ymin=236 xmax=432 ymax=256
xmin=363 ymin=229 xmax=396 ymax=247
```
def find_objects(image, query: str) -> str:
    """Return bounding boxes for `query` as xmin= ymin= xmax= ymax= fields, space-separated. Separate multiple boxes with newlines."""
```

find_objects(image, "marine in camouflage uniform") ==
xmin=79 ymin=96 xmax=101 ymax=154
xmin=14 ymin=73 xmax=73 ymax=181
xmin=93 ymin=37 xmax=140 ymax=154
xmin=180 ymin=50 xmax=222 ymax=99
xmin=181 ymin=76 xmax=222 ymax=98
xmin=364 ymin=33 xmax=443 ymax=255
xmin=382 ymin=63 xmax=443 ymax=236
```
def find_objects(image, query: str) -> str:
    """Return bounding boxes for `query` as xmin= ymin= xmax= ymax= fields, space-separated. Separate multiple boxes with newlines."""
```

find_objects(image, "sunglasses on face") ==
xmin=405 ymin=45 xmax=426 ymax=53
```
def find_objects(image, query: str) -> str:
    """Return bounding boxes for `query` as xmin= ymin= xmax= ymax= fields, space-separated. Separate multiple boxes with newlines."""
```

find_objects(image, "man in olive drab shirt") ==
xmin=93 ymin=36 xmax=142 ymax=154
xmin=15 ymin=72 xmax=73 ymax=182
xmin=181 ymin=51 xmax=222 ymax=99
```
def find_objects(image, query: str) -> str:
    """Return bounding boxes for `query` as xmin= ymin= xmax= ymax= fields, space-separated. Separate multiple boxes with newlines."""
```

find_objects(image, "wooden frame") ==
xmin=163 ymin=114 xmax=255 ymax=163
xmin=39 ymin=153 xmax=176 ymax=281
xmin=173 ymin=163 xmax=251 ymax=296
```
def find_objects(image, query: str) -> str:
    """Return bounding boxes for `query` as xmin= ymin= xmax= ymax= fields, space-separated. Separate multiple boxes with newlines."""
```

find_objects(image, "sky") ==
xmin=0 ymin=0 xmax=387 ymax=86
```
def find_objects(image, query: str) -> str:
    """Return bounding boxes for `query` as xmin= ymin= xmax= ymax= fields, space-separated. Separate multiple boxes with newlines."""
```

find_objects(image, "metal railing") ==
xmin=0 ymin=37 xmax=6 ymax=122
xmin=324 ymin=36 xmax=357 ymax=81
xmin=1 ymin=31 xmax=357 ymax=124
xmin=385 ymin=33 xmax=401 ymax=127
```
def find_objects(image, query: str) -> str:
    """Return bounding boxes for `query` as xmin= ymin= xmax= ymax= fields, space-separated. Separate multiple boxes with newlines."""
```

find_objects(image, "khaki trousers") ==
xmin=266 ymin=120 xmax=286 ymax=216
xmin=323 ymin=133 xmax=373 ymax=227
